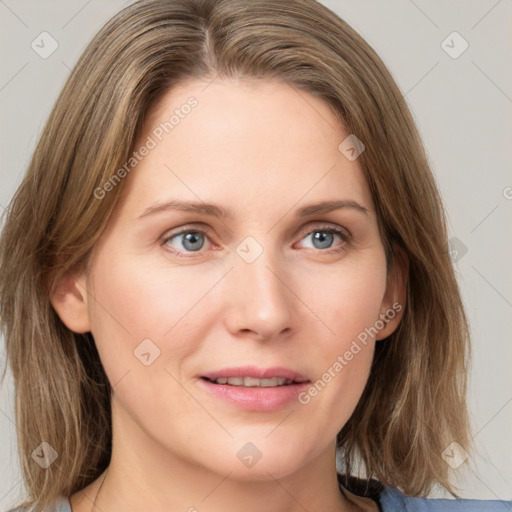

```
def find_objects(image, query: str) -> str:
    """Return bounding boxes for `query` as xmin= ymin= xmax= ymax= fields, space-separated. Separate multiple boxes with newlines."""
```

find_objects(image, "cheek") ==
xmin=85 ymin=250 xmax=222 ymax=386
xmin=296 ymin=254 xmax=387 ymax=429
xmin=85 ymin=253 xmax=217 ymax=433
xmin=312 ymin=251 xmax=388 ymax=345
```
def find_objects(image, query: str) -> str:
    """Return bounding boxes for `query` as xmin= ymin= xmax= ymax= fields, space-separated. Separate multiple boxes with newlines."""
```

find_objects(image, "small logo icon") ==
xmin=134 ymin=338 xmax=161 ymax=366
xmin=441 ymin=441 xmax=468 ymax=469
xmin=236 ymin=236 xmax=264 ymax=264
xmin=338 ymin=134 xmax=365 ymax=161
xmin=31 ymin=442 xmax=58 ymax=468
xmin=448 ymin=237 xmax=468 ymax=263
xmin=31 ymin=32 xmax=59 ymax=59
xmin=237 ymin=442 xmax=263 ymax=468
xmin=441 ymin=32 xmax=469 ymax=59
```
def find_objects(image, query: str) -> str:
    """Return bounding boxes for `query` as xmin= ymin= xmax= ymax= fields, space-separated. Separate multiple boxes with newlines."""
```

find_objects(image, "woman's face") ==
xmin=65 ymin=77 xmax=402 ymax=480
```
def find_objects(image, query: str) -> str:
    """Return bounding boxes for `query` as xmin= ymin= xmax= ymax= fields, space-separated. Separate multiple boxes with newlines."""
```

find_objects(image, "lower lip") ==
xmin=197 ymin=378 xmax=310 ymax=412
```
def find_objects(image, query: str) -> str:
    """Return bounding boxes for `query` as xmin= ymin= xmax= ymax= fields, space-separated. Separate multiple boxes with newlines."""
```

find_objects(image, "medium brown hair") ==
xmin=0 ymin=0 xmax=470 ymax=509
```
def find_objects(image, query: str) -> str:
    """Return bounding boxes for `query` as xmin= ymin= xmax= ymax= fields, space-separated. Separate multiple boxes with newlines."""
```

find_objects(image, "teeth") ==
xmin=211 ymin=377 xmax=294 ymax=387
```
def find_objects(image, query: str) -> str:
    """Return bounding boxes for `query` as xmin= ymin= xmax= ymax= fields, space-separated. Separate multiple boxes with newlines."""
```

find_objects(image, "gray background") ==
xmin=0 ymin=0 xmax=511 ymax=508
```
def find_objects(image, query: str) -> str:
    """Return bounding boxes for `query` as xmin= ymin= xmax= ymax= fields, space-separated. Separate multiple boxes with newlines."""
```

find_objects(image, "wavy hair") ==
xmin=0 ymin=0 xmax=470 ymax=509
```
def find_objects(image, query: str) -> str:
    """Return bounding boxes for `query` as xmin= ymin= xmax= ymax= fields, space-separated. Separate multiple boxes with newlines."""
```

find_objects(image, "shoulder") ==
xmin=380 ymin=486 xmax=512 ymax=511
xmin=338 ymin=474 xmax=511 ymax=512
xmin=6 ymin=496 xmax=71 ymax=512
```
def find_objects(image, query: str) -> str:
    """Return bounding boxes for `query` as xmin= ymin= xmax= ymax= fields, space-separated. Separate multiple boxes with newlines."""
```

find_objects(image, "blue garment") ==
xmin=6 ymin=499 xmax=70 ymax=512
xmin=6 ymin=490 xmax=512 ymax=511
xmin=380 ymin=487 xmax=511 ymax=511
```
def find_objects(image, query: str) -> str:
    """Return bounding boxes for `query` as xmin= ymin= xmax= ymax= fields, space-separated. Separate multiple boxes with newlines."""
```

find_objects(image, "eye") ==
xmin=297 ymin=226 xmax=349 ymax=253
xmin=163 ymin=228 xmax=212 ymax=255
xmin=162 ymin=224 xmax=349 ymax=257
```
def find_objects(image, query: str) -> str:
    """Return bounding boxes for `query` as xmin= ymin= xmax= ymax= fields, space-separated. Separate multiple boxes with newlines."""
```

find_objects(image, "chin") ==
xmin=223 ymin=461 xmax=301 ymax=482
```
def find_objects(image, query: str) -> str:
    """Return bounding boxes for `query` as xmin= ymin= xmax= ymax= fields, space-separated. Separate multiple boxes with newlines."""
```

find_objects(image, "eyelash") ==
xmin=161 ymin=224 xmax=350 ymax=257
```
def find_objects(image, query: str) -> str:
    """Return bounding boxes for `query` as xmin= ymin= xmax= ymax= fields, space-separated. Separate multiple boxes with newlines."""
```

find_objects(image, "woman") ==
xmin=1 ymin=1 xmax=509 ymax=511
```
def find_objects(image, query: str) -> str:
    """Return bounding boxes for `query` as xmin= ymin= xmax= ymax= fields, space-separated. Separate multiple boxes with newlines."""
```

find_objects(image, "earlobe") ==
xmin=49 ymin=270 xmax=91 ymax=333
xmin=376 ymin=245 xmax=408 ymax=341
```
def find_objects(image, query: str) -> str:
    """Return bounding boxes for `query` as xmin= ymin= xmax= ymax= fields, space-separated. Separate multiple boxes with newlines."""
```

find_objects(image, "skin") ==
xmin=52 ymin=77 xmax=405 ymax=512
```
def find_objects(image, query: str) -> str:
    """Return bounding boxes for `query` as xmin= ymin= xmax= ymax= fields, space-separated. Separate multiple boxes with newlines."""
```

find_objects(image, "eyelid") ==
xmin=161 ymin=221 xmax=350 ymax=256
xmin=297 ymin=221 xmax=351 ymax=240
xmin=161 ymin=222 xmax=212 ymax=237
xmin=294 ymin=223 xmax=350 ymax=254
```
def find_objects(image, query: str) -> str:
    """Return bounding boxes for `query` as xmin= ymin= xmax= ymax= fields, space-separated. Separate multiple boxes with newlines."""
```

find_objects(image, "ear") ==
xmin=49 ymin=269 xmax=91 ymax=333
xmin=375 ymin=244 xmax=408 ymax=341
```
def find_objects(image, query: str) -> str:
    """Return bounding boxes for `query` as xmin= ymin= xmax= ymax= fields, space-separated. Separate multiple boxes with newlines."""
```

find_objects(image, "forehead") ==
xmin=120 ymin=77 xmax=373 ymax=217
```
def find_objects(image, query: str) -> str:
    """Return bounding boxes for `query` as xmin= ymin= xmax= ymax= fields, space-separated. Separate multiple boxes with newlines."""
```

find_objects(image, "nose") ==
xmin=223 ymin=245 xmax=294 ymax=341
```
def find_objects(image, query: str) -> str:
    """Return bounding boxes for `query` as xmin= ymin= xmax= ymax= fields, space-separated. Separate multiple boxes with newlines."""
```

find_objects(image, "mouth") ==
xmin=200 ymin=376 xmax=306 ymax=387
xmin=197 ymin=366 xmax=311 ymax=411
xmin=199 ymin=366 xmax=310 ymax=387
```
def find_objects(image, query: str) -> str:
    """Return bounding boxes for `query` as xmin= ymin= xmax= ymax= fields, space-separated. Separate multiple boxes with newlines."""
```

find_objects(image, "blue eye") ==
xmin=299 ymin=228 xmax=347 ymax=251
xmin=164 ymin=230 xmax=210 ymax=253
xmin=162 ymin=225 xmax=348 ymax=257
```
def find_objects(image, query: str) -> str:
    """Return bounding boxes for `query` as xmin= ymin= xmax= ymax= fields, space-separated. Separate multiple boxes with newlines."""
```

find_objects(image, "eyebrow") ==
xmin=137 ymin=199 xmax=369 ymax=220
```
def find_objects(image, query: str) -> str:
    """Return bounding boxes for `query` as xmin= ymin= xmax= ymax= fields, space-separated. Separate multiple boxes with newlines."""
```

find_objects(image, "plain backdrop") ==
xmin=0 ymin=0 xmax=511 ymax=508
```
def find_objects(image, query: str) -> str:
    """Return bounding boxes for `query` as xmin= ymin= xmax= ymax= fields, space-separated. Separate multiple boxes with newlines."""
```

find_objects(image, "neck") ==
xmin=80 ymin=397 xmax=366 ymax=512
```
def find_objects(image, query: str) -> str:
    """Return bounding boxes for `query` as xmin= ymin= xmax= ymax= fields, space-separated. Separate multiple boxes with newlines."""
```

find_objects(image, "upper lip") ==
xmin=200 ymin=366 xmax=310 ymax=382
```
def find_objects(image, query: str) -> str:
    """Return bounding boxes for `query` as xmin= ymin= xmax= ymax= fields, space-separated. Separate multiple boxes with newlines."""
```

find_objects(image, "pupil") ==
xmin=180 ymin=231 xmax=333 ymax=252
xmin=183 ymin=232 xmax=204 ymax=251
xmin=313 ymin=231 xmax=333 ymax=249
